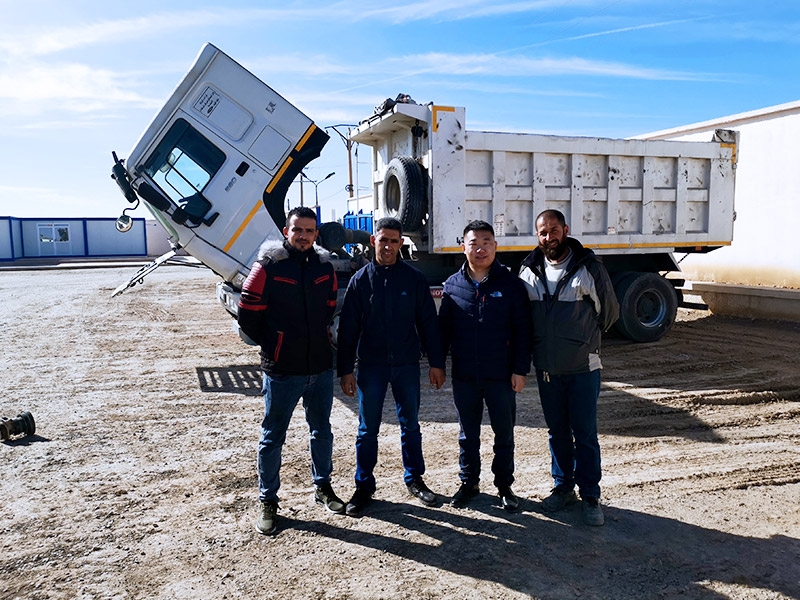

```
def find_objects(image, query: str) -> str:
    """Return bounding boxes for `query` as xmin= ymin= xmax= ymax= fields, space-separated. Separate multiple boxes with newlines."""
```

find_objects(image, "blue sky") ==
xmin=2 ymin=0 xmax=799 ymax=222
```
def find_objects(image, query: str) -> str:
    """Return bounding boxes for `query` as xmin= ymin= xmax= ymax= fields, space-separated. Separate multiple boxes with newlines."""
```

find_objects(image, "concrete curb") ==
xmin=686 ymin=281 xmax=800 ymax=322
xmin=0 ymin=256 xmax=202 ymax=272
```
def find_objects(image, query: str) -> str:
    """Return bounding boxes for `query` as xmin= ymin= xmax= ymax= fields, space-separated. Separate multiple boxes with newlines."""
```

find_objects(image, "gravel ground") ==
xmin=1 ymin=265 xmax=798 ymax=600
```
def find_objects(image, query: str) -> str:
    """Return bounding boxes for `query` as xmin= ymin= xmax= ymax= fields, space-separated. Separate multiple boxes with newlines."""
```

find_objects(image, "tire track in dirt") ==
xmin=599 ymin=310 xmax=800 ymax=510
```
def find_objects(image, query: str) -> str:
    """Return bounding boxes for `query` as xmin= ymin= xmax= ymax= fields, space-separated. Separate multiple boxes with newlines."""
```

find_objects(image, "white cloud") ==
xmin=0 ymin=61 xmax=160 ymax=120
xmin=322 ymin=51 xmax=708 ymax=96
xmin=380 ymin=52 xmax=678 ymax=79
xmin=716 ymin=19 xmax=800 ymax=43
xmin=353 ymin=0 xmax=587 ymax=24
xmin=0 ymin=185 xmax=118 ymax=218
xmin=0 ymin=1 xmax=603 ymax=59
xmin=440 ymin=80 xmax=602 ymax=98
xmin=0 ymin=9 xmax=285 ymax=57
xmin=245 ymin=54 xmax=367 ymax=78
xmin=0 ymin=184 xmax=57 ymax=195
xmin=531 ymin=18 xmax=707 ymax=46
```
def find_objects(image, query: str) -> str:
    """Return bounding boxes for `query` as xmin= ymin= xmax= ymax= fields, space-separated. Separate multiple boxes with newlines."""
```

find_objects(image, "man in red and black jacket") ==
xmin=238 ymin=206 xmax=345 ymax=535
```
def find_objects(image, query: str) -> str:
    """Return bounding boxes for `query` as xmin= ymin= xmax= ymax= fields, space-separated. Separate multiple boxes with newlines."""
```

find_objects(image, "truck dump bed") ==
xmin=351 ymin=103 xmax=737 ymax=257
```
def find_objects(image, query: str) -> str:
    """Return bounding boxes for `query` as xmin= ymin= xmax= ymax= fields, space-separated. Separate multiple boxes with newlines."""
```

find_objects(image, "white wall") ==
xmin=0 ymin=218 xmax=14 ymax=259
xmin=642 ymin=104 xmax=800 ymax=289
xmin=346 ymin=192 xmax=374 ymax=217
xmin=86 ymin=219 xmax=147 ymax=256
xmin=144 ymin=220 xmax=177 ymax=256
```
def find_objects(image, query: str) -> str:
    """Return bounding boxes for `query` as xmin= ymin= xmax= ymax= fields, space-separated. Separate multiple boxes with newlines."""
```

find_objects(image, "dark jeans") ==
xmin=354 ymin=363 xmax=424 ymax=492
xmin=257 ymin=370 xmax=334 ymax=503
xmin=536 ymin=368 xmax=602 ymax=499
xmin=453 ymin=379 xmax=516 ymax=488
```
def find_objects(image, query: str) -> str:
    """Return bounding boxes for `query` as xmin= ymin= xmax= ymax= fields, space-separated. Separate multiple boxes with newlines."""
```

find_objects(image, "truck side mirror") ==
xmin=115 ymin=214 xmax=134 ymax=232
xmin=171 ymin=207 xmax=189 ymax=225
xmin=137 ymin=182 xmax=172 ymax=212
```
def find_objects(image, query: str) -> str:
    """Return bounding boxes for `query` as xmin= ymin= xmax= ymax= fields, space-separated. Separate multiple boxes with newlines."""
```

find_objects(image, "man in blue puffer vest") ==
xmin=439 ymin=220 xmax=532 ymax=511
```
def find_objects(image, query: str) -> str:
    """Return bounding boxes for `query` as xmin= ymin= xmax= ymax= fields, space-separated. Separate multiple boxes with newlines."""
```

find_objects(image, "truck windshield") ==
xmin=143 ymin=118 xmax=226 ymax=204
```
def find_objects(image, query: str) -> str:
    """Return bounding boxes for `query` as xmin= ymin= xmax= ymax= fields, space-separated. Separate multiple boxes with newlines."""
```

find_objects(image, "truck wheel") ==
xmin=612 ymin=272 xmax=677 ymax=343
xmin=381 ymin=156 xmax=427 ymax=232
xmin=318 ymin=221 xmax=347 ymax=250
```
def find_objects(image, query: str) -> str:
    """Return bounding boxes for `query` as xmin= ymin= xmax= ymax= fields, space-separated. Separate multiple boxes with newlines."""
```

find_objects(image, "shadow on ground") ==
xmin=196 ymin=313 xmax=800 ymax=447
xmin=283 ymin=495 xmax=799 ymax=599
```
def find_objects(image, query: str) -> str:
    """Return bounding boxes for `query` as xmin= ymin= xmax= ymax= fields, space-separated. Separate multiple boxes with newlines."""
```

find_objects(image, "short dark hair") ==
xmin=286 ymin=206 xmax=318 ymax=228
xmin=374 ymin=217 xmax=403 ymax=236
xmin=463 ymin=219 xmax=494 ymax=237
xmin=536 ymin=209 xmax=567 ymax=227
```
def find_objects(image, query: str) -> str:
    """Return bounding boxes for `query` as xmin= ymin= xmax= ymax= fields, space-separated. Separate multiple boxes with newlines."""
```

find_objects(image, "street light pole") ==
xmin=301 ymin=171 xmax=335 ymax=214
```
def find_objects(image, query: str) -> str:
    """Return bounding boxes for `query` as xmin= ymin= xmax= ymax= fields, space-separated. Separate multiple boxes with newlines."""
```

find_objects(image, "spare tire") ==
xmin=318 ymin=221 xmax=348 ymax=250
xmin=613 ymin=272 xmax=678 ymax=343
xmin=381 ymin=156 xmax=427 ymax=232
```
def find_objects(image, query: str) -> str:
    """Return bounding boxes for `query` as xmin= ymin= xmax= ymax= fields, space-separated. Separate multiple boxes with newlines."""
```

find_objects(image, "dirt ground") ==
xmin=1 ymin=264 xmax=798 ymax=600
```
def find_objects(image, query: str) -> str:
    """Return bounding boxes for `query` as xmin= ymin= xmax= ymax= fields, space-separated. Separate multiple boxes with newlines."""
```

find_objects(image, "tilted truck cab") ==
xmin=111 ymin=43 xmax=329 ymax=297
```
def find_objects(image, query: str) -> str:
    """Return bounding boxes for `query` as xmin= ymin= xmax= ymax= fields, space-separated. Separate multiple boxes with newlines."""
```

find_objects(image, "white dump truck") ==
xmin=111 ymin=43 xmax=738 ymax=343
xmin=351 ymin=100 xmax=738 ymax=341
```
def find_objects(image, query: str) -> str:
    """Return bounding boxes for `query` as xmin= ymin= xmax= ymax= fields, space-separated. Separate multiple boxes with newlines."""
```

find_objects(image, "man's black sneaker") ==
xmin=498 ymin=486 xmax=520 ymax=512
xmin=541 ymin=487 xmax=578 ymax=512
xmin=450 ymin=482 xmax=480 ymax=508
xmin=407 ymin=477 xmax=437 ymax=506
xmin=256 ymin=499 xmax=278 ymax=535
xmin=314 ymin=482 xmax=346 ymax=514
xmin=345 ymin=488 xmax=372 ymax=517
xmin=582 ymin=496 xmax=605 ymax=526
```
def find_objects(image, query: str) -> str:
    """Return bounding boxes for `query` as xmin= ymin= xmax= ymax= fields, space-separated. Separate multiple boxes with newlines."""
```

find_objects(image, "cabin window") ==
xmin=143 ymin=118 xmax=226 ymax=205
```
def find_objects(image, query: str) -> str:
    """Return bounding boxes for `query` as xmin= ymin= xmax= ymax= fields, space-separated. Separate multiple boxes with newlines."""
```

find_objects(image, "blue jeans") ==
xmin=453 ymin=379 xmax=516 ymax=488
xmin=257 ymin=370 xmax=334 ymax=502
xmin=536 ymin=369 xmax=602 ymax=499
xmin=354 ymin=363 xmax=424 ymax=492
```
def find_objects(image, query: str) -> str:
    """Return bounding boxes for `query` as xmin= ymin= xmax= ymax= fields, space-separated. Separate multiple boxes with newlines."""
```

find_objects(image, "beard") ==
xmin=542 ymin=238 xmax=568 ymax=261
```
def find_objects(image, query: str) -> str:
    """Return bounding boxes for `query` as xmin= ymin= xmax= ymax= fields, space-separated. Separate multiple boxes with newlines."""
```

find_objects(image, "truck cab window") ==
xmin=143 ymin=118 xmax=226 ymax=207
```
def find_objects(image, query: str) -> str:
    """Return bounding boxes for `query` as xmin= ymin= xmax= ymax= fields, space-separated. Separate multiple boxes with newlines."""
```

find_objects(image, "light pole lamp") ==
xmin=314 ymin=171 xmax=335 ymax=208
xmin=301 ymin=171 xmax=335 ymax=210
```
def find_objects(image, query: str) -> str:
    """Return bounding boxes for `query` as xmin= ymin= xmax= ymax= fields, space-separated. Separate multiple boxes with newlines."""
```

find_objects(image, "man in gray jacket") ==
xmin=519 ymin=209 xmax=619 ymax=526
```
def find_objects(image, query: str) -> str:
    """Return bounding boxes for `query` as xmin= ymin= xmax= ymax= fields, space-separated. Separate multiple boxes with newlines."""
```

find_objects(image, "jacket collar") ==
xmin=372 ymin=259 xmax=401 ymax=271
xmin=257 ymin=238 xmax=331 ymax=263
xmin=460 ymin=258 xmax=507 ymax=284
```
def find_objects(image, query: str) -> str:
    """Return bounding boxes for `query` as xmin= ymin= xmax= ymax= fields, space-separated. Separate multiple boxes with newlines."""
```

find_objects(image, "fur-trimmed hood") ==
xmin=256 ymin=239 xmax=332 ymax=263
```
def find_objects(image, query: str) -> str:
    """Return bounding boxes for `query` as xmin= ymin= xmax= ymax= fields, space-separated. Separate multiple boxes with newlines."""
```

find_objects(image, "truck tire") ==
xmin=318 ymin=221 xmax=348 ymax=250
xmin=381 ymin=156 xmax=427 ymax=232
xmin=612 ymin=272 xmax=677 ymax=343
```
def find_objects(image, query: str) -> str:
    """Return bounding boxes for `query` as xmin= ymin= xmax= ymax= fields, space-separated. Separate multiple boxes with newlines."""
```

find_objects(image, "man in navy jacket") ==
xmin=337 ymin=217 xmax=446 ymax=516
xmin=439 ymin=220 xmax=532 ymax=511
